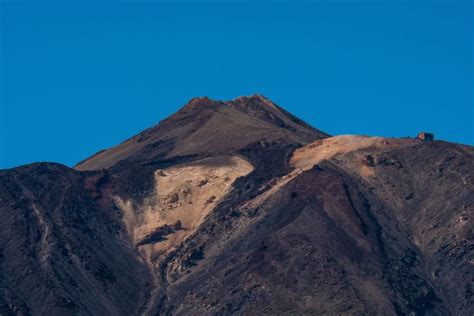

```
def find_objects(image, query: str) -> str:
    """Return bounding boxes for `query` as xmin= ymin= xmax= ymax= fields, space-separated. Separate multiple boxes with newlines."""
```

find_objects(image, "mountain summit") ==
xmin=75 ymin=94 xmax=328 ymax=171
xmin=0 ymin=96 xmax=472 ymax=315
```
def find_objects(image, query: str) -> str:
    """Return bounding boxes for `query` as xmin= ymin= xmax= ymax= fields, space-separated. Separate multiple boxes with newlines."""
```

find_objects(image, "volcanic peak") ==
xmin=180 ymin=94 xmax=275 ymax=111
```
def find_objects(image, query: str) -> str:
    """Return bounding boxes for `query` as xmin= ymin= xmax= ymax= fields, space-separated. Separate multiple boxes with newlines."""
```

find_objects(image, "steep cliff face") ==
xmin=0 ymin=96 xmax=472 ymax=315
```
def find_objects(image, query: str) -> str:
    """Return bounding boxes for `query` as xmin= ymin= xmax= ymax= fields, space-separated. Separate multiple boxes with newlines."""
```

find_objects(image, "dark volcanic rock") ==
xmin=0 ymin=96 xmax=472 ymax=315
xmin=136 ymin=221 xmax=184 ymax=247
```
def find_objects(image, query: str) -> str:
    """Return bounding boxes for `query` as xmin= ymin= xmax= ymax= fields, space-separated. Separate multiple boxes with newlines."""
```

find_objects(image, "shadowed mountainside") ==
xmin=0 ymin=95 xmax=472 ymax=315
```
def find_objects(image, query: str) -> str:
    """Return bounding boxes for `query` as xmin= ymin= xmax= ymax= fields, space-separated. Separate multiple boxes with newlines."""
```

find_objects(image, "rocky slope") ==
xmin=0 ymin=95 xmax=472 ymax=315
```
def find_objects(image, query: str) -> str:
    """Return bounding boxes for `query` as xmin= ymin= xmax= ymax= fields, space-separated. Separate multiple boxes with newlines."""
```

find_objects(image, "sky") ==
xmin=0 ymin=0 xmax=472 ymax=169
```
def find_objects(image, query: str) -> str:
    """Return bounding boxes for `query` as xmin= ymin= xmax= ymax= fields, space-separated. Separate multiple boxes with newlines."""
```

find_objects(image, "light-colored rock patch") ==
xmin=116 ymin=156 xmax=253 ymax=264
xmin=243 ymin=136 xmax=416 ymax=210
xmin=292 ymin=135 xmax=404 ymax=170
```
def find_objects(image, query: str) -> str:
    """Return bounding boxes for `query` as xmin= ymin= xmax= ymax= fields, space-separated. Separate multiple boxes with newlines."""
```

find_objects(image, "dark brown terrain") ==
xmin=0 ymin=95 xmax=472 ymax=315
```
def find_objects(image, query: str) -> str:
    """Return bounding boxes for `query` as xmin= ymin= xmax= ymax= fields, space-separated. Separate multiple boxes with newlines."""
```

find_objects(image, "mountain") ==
xmin=0 ymin=95 xmax=472 ymax=315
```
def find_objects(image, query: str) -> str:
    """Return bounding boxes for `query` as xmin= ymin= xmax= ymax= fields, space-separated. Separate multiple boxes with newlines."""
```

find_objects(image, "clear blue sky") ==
xmin=0 ymin=0 xmax=472 ymax=169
